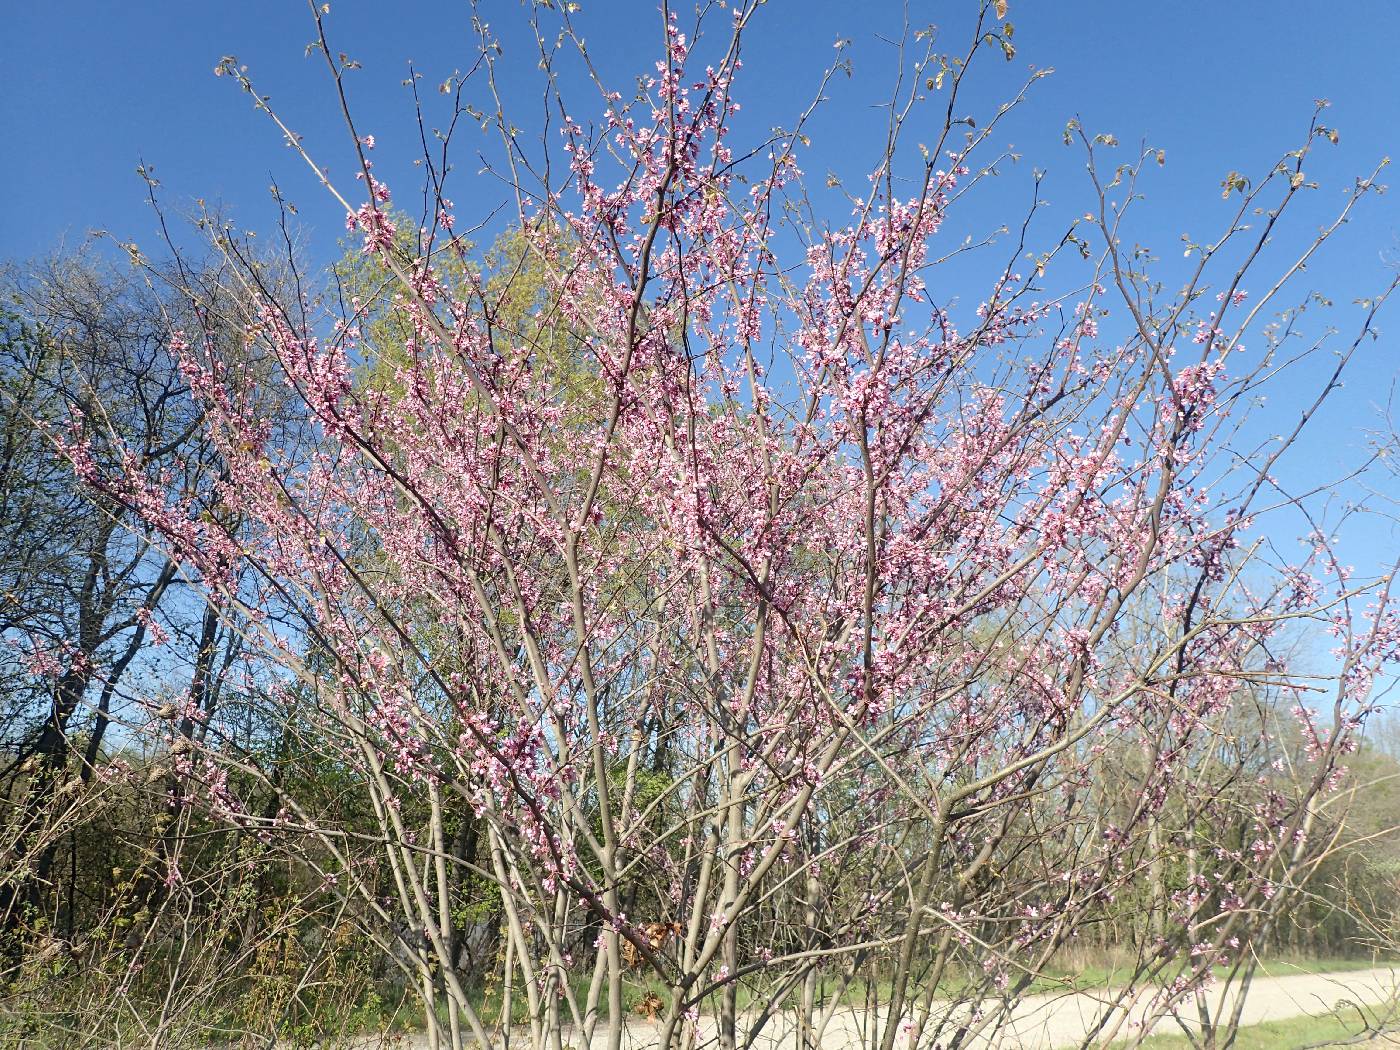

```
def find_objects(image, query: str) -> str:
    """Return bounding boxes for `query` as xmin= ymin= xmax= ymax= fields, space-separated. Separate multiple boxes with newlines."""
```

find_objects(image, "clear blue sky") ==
xmin=6 ymin=3 xmax=1397 ymax=270
xmin=4 ymin=1 xmax=1399 ymax=579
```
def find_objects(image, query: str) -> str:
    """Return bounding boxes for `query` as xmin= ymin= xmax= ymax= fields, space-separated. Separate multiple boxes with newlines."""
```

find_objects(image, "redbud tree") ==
xmin=69 ymin=2 xmax=1400 ymax=1047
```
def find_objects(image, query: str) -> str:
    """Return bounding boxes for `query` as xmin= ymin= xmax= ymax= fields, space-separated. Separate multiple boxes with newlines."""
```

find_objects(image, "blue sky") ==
xmin=6 ymin=3 xmax=1397 ymax=270
xmin=4 ymin=0 xmax=1399 ymax=583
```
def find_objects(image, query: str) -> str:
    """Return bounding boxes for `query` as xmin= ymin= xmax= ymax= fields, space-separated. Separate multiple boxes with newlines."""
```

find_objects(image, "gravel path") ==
xmin=963 ymin=965 xmax=1400 ymax=1047
xmin=365 ymin=966 xmax=1400 ymax=1050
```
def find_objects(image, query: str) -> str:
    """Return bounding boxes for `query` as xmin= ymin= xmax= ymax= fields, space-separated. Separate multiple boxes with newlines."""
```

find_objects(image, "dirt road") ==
xmin=374 ymin=966 xmax=1400 ymax=1050
xmin=960 ymin=965 xmax=1400 ymax=1048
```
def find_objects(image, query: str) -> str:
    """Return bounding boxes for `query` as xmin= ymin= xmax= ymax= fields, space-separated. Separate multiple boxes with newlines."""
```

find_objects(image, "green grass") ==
xmin=1129 ymin=1010 xmax=1388 ymax=1049
xmin=1250 ymin=956 xmax=1383 ymax=976
xmin=1020 ymin=954 xmax=1385 ymax=996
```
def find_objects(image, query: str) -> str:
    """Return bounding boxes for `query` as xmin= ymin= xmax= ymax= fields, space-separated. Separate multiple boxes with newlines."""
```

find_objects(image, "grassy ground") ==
xmin=1025 ymin=954 xmax=1382 ymax=995
xmin=5 ymin=957 xmax=1390 ymax=1046
xmin=1130 ymin=1011 xmax=1387 ymax=1048
xmin=75 ymin=954 xmax=1372 ymax=1038
xmin=444 ymin=955 xmax=1391 ymax=1028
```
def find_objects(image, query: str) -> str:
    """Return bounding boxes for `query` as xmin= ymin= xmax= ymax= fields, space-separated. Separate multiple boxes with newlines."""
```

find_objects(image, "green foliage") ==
xmin=334 ymin=213 xmax=602 ymax=426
